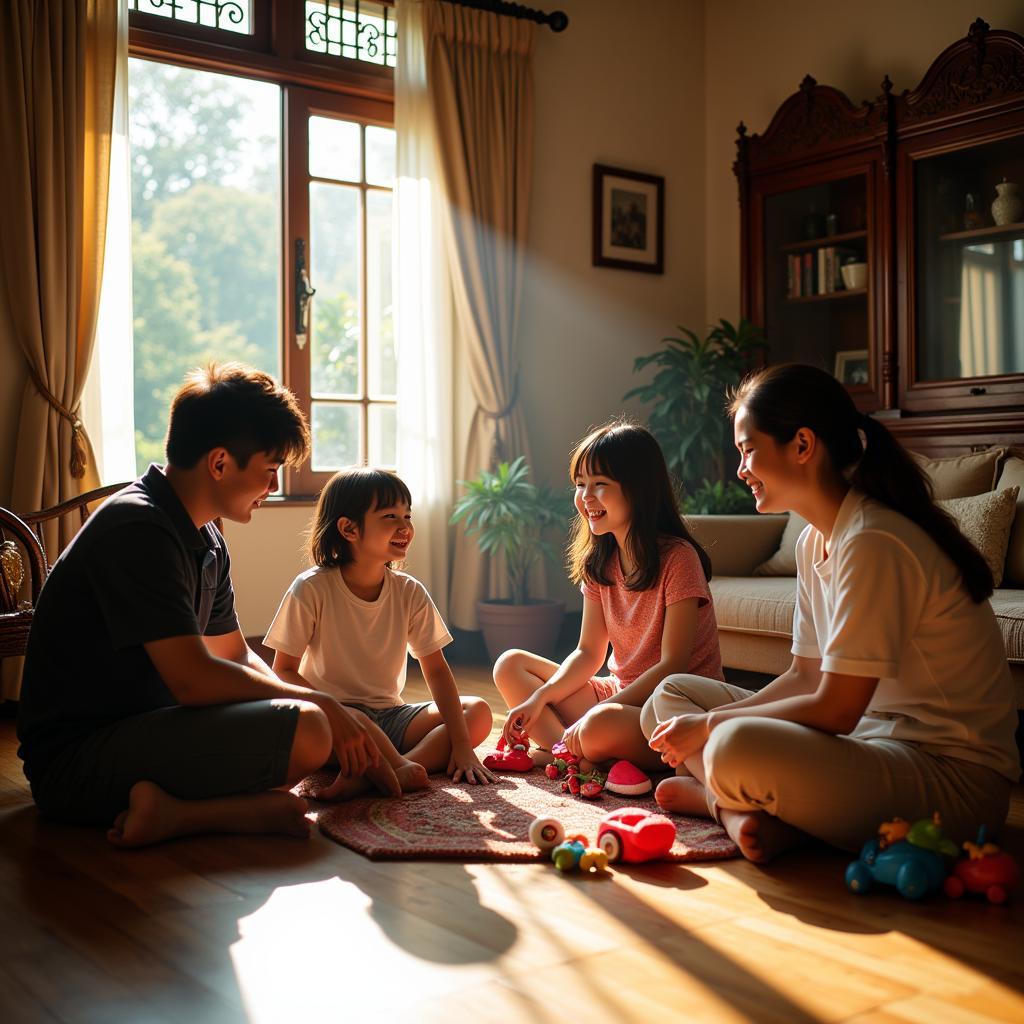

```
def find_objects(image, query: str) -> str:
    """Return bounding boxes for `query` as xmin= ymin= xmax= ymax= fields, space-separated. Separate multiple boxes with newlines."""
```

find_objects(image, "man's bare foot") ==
xmin=654 ymin=775 xmax=709 ymax=816
xmin=395 ymin=760 xmax=429 ymax=792
xmin=107 ymin=781 xmax=310 ymax=848
xmin=720 ymin=809 xmax=805 ymax=864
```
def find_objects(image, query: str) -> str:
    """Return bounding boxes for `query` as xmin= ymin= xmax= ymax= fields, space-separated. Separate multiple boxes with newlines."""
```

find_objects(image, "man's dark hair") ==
xmin=165 ymin=363 xmax=311 ymax=470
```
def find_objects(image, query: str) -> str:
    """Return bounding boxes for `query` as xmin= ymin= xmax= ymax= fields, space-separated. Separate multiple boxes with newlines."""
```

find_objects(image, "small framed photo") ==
xmin=592 ymin=164 xmax=664 ymax=274
xmin=834 ymin=349 xmax=870 ymax=387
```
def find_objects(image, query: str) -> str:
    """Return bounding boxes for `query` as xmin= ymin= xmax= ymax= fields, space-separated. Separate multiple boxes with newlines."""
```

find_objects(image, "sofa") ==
xmin=689 ymin=446 xmax=1024 ymax=708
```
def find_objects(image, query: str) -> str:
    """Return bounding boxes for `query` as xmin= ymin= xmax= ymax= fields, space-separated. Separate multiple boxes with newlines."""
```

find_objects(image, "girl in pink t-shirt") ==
xmin=494 ymin=421 xmax=724 ymax=770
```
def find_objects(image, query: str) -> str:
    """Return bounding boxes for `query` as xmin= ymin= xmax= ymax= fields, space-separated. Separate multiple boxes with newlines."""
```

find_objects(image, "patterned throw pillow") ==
xmin=938 ymin=487 xmax=1020 ymax=588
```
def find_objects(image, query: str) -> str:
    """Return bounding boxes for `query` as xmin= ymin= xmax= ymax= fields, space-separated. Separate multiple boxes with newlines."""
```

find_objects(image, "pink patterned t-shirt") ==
xmin=581 ymin=537 xmax=724 ymax=688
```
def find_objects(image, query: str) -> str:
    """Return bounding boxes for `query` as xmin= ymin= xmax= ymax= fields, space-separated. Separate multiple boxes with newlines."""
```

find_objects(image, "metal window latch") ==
xmin=295 ymin=238 xmax=316 ymax=350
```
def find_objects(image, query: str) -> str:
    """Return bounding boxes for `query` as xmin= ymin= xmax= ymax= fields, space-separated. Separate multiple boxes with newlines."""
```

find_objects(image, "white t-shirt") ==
xmin=792 ymin=489 xmax=1020 ymax=781
xmin=264 ymin=567 xmax=453 ymax=708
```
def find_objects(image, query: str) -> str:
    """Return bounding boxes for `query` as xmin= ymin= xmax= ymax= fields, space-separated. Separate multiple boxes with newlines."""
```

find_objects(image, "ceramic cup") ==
xmin=840 ymin=262 xmax=867 ymax=290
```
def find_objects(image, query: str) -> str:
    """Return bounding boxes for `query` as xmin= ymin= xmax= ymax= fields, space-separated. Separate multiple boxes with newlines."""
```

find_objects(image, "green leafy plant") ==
xmin=450 ymin=457 xmax=569 ymax=606
xmin=624 ymin=318 xmax=766 ymax=513
xmin=681 ymin=479 xmax=758 ymax=515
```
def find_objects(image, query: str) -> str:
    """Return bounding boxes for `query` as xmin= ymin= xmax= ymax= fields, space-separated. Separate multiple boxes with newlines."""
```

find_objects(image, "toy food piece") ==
xmin=596 ymin=807 xmax=676 ymax=864
xmin=482 ymin=734 xmax=533 ymax=772
xmin=528 ymin=816 xmax=566 ymax=852
xmin=552 ymin=839 xmax=586 ymax=871
xmin=578 ymin=849 xmax=610 ymax=873
xmin=846 ymin=812 xmax=955 ymax=901
xmin=944 ymin=827 xmax=1019 ymax=905
xmin=580 ymin=780 xmax=604 ymax=799
xmin=604 ymin=760 xmax=653 ymax=796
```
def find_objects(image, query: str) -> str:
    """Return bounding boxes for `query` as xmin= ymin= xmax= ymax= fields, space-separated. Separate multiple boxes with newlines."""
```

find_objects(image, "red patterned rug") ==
xmin=295 ymin=770 xmax=738 ymax=863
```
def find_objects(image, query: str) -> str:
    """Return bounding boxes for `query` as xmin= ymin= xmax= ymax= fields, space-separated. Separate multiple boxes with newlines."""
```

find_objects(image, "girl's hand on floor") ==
xmin=648 ymin=713 xmax=710 ymax=768
xmin=502 ymin=694 xmax=546 ymax=746
xmin=448 ymin=745 xmax=497 ymax=785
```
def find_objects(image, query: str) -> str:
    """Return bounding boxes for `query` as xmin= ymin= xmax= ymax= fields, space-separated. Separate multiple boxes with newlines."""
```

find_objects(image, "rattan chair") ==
xmin=0 ymin=483 xmax=130 ymax=660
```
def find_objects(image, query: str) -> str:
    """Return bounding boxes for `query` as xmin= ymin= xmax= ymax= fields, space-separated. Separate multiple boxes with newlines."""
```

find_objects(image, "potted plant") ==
xmin=624 ymin=318 xmax=766 ymax=513
xmin=450 ymin=456 xmax=570 ymax=661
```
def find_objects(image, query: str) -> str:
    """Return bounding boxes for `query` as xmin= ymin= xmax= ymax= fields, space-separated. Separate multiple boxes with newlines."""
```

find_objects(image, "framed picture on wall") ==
xmin=592 ymin=164 xmax=664 ymax=274
xmin=834 ymin=349 xmax=870 ymax=387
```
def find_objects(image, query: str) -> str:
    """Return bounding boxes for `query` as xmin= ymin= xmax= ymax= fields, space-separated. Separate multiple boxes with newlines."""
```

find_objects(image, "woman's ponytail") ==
xmin=731 ymin=365 xmax=994 ymax=602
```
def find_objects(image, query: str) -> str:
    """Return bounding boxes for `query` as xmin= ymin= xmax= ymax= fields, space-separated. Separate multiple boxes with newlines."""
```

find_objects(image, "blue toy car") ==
xmin=845 ymin=813 xmax=958 ymax=901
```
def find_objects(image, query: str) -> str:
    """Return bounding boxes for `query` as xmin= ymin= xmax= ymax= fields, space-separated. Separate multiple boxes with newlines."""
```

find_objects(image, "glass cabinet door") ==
xmin=762 ymin=174 xmax=873 ymax=392
xmin=914 ymin=137 xmax=1024 ymax=385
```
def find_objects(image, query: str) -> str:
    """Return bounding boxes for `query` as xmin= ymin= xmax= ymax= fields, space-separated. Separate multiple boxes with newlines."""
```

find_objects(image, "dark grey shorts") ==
xmin=343 ymin=700 xmax=432 ymax=750
xmin=29 ymin=700 xmax=301 ymax=825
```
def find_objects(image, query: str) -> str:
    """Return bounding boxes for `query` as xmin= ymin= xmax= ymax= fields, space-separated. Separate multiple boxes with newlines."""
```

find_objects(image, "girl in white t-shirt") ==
xmin=265 ymin=468 xmax=495 ymax=798
xmin=642 ymin=363 xmax=1019 ymax=863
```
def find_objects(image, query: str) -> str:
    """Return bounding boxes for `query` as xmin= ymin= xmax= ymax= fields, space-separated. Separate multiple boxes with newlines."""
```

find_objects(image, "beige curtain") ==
xmin=423 ymin=1 xmax=539 ymax=628
xmin=1 ymin=0 xmax=117 ymax=543
xmin=0 ymin=0 xmax=117 ymax=700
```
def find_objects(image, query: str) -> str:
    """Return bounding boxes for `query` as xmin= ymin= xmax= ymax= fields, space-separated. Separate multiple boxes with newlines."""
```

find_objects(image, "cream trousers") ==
xmin=640 ymin=674 xmax=1013 ymax=852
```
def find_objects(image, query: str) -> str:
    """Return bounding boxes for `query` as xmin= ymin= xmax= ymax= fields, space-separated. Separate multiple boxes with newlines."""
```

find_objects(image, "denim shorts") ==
xmin=343 ymin=700 xmax=432 ymax=750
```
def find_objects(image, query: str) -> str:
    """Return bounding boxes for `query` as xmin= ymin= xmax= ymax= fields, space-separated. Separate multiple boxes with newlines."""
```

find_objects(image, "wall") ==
xmin=520 ymin=0 xmax=707 ymax=607
xmin=703 ymin=1 xmax=1024 ymax=326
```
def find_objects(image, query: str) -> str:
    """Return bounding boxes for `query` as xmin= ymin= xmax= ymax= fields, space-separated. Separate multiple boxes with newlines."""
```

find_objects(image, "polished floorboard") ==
xmin=1 ymin=666 xmax=1022 ymax=1024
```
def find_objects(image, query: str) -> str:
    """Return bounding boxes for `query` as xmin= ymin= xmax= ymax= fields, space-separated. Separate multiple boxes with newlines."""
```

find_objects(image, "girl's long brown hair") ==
xmin=566 ymin=420 xmax=712 ymax=590
xmin=308 ymin=467 xmax=412 ymax=568
xmin=730 ymin=363 xmax=993 ymax=602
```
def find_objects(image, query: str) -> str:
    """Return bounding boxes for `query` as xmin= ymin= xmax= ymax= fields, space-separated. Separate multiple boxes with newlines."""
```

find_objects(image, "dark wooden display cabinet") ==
xmin=736 ymin=19 xmax=1024 ymax=455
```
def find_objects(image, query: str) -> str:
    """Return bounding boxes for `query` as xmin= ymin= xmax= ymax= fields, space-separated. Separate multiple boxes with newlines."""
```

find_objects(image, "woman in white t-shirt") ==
xmin=641 ymin=363 xmax=1019 ymax=863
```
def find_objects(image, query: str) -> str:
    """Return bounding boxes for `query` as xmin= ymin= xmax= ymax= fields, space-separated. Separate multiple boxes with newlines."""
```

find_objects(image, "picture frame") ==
xmin=592 ymin=164 xmax=664 ymax=274
xmin=834 ymin=349 xmax=870 ymax=387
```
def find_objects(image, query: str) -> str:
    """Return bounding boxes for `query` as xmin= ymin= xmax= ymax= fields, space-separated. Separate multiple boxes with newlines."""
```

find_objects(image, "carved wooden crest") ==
xmin=899 ymin=19 xmax=1024 ymax=124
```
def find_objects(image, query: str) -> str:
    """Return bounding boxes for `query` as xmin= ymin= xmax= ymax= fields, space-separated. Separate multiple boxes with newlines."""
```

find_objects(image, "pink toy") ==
xmin=482 ymin=734 xmax=533 ymax=772
xmin=944 ymin=827 xmax=1019 ymax=904
xmin=604 ymin=760 xmax=653 ymax=796
xmin=597 ymin=807 xmax=676 ymax=864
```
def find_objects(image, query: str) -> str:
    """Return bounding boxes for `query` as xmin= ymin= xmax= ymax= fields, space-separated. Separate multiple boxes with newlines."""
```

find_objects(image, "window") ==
xmin=129 ymin=0 xmax=254 ymax=35
xmin=127 ymin=0 xmax=395 ymax=493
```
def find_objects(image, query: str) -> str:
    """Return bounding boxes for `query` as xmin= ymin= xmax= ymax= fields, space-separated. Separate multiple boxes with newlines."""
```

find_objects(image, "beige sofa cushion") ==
xmin=912 ymin=448 xmax=1003 ymax=499
xmin=710 ymin=576 xmax=796 ymax=637
xmin=996 ymin=451 xmax=1024 ymax=587
xmin=753 ymin=513 xmax=807 ymax=577
xmin=990 ymin=590 xmax=1024 ymax=664
xmin=938 ymin=487 xmax=1019 ymax=588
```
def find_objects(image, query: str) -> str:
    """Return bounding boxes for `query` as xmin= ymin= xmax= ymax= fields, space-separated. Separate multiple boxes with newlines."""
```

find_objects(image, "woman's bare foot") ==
xmin=654 ymin=775 xmax=709 ymax=816
xmin=720 ymin=809 xmax=805 ymax=864
xmin=395 ymin=760 xmax=429 ymax=792
xmin=107 ymin=781 xmax=310 ymax=848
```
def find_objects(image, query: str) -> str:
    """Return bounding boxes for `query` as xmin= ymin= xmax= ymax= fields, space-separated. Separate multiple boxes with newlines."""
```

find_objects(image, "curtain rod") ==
xmin=442 ymin=0 xmax=569 ymax=32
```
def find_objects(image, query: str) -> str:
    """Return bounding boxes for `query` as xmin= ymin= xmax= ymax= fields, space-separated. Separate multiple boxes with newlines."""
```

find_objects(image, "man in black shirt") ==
xmin=17 ymin=363 xmax=396 ymax=846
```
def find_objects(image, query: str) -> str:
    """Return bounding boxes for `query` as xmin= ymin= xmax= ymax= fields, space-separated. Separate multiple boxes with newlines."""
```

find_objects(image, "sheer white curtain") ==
xmin=81 ymin=0 xmax=136 ymax=485
xmin=394 ymin=0 xmax=455 ymax=619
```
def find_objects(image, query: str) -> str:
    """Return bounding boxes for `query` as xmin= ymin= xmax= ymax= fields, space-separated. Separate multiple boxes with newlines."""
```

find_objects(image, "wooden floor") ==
xmin=2 ymin=668 xmax=1023 ymax=1024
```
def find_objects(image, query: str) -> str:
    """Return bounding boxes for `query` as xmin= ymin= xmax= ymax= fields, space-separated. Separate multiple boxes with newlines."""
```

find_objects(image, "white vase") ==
xmin=991 ymin=179 xmax=1023 ymax=226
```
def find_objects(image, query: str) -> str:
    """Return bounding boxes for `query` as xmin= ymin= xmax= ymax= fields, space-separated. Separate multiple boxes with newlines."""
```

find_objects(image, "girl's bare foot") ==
xmin=107 ymin=781 xmax=311 ymax=848
xmin=530 ymin=748 xmax=554 ymax=769
xmin=365 ymin=759 xmax=402 ymax=797
xmin=720 ymin=809 xmax=804 ymax=864
xmin=395 ymin=760 xmax=429 ymax=792
xmin=654 ymin=775 xmax=709 ymax=816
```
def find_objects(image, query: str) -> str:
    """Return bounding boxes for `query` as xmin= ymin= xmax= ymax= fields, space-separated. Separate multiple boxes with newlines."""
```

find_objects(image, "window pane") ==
xmin=365 ymin=126 xmax=396 ymax=187
xmin=368 ymin=404 xmax=396 ymax=467
xmin=304 ymin=1 xmax=397 ymax=68
xmin=367 ymin=190 xmax=395 ymax=396
xmin=128 ymin=58 xmax=280 ymax=473
xmin=131 ymin=0 xmax=253 ymax=34
xmin=309 ymin=116 xmax=360 ymax=182
xmin=310 ymin=182 xmax=360 ymax=396
xmin=312 ymin=403 xmax=361 ymax=471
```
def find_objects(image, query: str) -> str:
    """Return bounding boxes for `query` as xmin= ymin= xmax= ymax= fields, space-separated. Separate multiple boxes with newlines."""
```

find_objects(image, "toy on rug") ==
xmin=604 ymin=760 xmax=653 ymax=796
xmin=944 ymin=826 xmax=1019 ymax=905
xmin=482 ymin=732 xmax=534 ymax=772
xmin=845 ymin=812 xmax=959 ymax=901
xmin=528 ymin=815 xmax=565 ymax=851
xmin=543 ymin=740 xmax=606 ymax=798
xmin=526 ymin=816 xmax=610 ymax=873
xmin=596 ymin=807 xmax=676 ymax=864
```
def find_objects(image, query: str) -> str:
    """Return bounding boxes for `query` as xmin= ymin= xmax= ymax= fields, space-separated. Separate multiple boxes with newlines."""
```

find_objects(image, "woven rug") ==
xmin=295 ymin=770 xmax=738 ymax=863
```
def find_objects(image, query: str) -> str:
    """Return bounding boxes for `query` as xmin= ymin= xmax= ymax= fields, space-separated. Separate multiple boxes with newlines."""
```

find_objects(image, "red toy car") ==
xmin=944 ymin=828 xmax=1019 ymax=905
xmin=596 ymin=807 xmax=676 ymax=864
